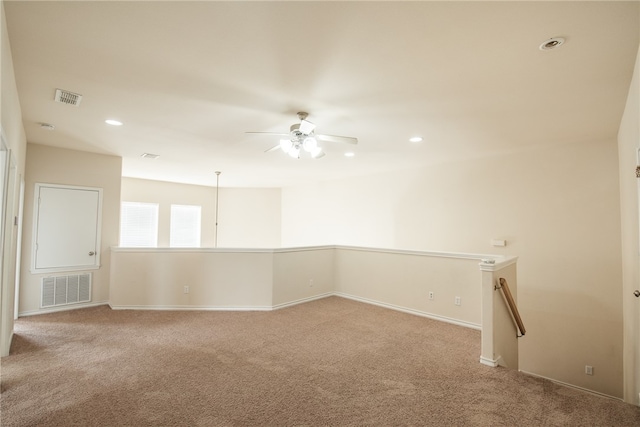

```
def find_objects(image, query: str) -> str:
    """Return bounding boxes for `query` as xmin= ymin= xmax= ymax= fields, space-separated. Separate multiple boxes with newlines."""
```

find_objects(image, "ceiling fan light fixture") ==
xmin=299 ymin=119 xmax=316 ymax=135
xmin=310 ymin=146 xmax=324 ymax=158
xmin=280 ymin=139 xmax=293 ymax=153
xmin=248 ymin=112 xmax=358 ymax=160
xmin=303 ymin=136 xmax=317 ymax=152
xmin=288 ymin=145 xmax=300 ymax=158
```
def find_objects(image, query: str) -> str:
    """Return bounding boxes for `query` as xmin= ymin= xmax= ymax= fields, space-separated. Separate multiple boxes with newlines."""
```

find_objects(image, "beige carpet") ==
xmin=1 ymin=296 xmax=639 ymax=426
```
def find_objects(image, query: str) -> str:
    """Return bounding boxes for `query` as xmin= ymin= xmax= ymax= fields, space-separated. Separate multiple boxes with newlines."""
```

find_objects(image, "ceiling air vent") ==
xmin=54 ymin=88 xmax=83 ymax=106
xmin=140 ymin=153 xmax=160 ymax=159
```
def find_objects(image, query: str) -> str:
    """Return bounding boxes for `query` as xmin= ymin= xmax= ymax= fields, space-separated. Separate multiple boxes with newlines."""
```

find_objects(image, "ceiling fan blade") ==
xmin=316 ymin=134 xmax=358 ymax=144
xmin=264 ymin=145 xmax=281 ymax=153
xmin=299 ymin=119 xmax=316 ymax=135
xmin=245 ymin=132 xmax=290 ymax=137
xmin=313 ymin=150 xmax=326 ymax=159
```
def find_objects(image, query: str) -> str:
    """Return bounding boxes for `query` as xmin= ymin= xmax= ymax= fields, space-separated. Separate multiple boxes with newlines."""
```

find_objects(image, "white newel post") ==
xmin=479 ymin=257 xmax=520 ymax=369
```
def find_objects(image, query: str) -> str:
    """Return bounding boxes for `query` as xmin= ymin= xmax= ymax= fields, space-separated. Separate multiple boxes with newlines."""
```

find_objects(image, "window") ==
xmin=170 ymin=204 xmax=201 ymax=248
xmin=119 ymin=202 xmax=158 ymax=247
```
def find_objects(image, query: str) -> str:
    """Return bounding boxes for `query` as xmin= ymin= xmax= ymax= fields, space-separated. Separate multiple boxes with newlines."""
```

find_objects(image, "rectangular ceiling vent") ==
xmin=140 ymin=153 xmax=160 ymax=159
xmin=54 ymin=88 xmax=83 ymax=106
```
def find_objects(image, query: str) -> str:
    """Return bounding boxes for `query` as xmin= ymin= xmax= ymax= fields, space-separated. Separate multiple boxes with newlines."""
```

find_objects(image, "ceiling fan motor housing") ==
xmin=290 ymin=123 xmax=304 ymax=136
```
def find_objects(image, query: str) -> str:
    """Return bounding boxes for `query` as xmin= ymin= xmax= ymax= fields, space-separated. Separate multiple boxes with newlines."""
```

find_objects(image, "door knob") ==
xmin=89 ymin=251 xmax=95 ymax=256
xmin=634 ymin=290 xmax=640 ymax=298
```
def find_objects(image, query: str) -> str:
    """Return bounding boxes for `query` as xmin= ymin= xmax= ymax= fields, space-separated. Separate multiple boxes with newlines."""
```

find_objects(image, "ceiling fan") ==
xmin=246 ymin=112 xmax=358 ymax=159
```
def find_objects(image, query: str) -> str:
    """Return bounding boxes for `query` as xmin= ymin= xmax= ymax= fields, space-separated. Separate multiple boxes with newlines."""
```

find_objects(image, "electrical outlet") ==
xmin=428 ymin=291 xmax=434 ymax=300
xmin=585 ymin=365 xmax=593 ymax=375
xmin=454 ymin=296 xmax=461 ymax=306
xmin=309 ymin=279 xmax=314 ymax=287
xmin=184 ymin=285 xmax=189 ymax=294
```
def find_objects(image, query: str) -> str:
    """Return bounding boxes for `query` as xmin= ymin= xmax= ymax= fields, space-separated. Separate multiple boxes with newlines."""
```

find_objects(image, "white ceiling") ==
xmin=4 ymin=1 xmax=639 ymax=188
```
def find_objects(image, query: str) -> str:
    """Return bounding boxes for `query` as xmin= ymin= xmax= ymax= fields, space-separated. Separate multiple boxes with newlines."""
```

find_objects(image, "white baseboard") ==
xmin=19 ymin=301 xmax=109 ymax=317
xmin=19 ymin=293 xmax=480 ymax=336
xmin=334 ymin=292 xmax=481 ymax=330
xmin=518 ymin=369 xmax=623 ymax=402
xmin=272 ymin=292 xmax=334 ymax=310
xmin=480 ymin=356 xmax=500 ymax=367
xmin=110 ymin=293 xmax=335 ymax=312
xmin=108 ymin=304 xmax=272 ymax=311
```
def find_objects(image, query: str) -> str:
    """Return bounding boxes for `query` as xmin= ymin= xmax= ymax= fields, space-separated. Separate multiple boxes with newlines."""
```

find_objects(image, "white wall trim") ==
xmin=109 ymin=293 xmax=331 ymax=313
xmin=26 ymin=293 xmax=481 ymax=331
xmin=274 ymin=245 xmax=336 ymax=254
xmin=334 ymin=292 xmax=482 ymax=330
xmin=335 ymin=245 xmax=498 ymax=261
xmin=519 ymin=369 xmax=623 ymax=402
xmin=110 ymin=244 xmax=510 ymax=262
xmin=110 ymin=246 xmax=275 ymax=254
xmin=19 ymin=301 xmax=109 ymax=317
xmin=479 ymin=256 xmax=518 ymax=271
xmin=480 ymin=356 xmax=500 ymax=367
xmin=108 ymin=304 xmax=273 ymax=312
xmin=272 ymin=292 xmax=333 ymax=310
xmin=110 ymin=245 xmax=336 ymax=254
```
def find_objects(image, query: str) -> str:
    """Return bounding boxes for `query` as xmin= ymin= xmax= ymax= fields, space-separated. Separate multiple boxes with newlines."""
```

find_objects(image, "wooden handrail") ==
xmin=498 ymin=278 xmax=526 ymax=337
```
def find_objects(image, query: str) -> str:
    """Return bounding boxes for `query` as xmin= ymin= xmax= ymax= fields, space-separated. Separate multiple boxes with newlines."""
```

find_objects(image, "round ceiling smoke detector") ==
xmin=539 ymin=37 xmax=565 ymax=51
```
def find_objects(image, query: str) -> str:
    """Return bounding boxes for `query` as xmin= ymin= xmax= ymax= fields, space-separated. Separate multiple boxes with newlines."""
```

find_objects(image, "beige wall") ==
xmin=334 ymin=248 xmax=482 ymax=328
xmin=0 ymin=1 xmax=27 ymax=356
xmin=0 ymin=2 xmax=26 ymax=164
xmin=110 ymin=249 xmax=275 ymax=309
xmin=121 ymin=178 xmax=281 ymax=248
xmin=618 ymin=45 xmax=640 ymax=405
xmin=20 ymin=144 xmax=121 ymax=315
xmin=282 ymin=138 xmax=624 ymax=398
xmin=272 ymin=248 xmax=334 ymax=307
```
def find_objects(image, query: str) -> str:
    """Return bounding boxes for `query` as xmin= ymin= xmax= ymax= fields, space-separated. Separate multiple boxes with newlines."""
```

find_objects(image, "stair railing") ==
xmin=497 ymin=277 xmax=526 ymax=337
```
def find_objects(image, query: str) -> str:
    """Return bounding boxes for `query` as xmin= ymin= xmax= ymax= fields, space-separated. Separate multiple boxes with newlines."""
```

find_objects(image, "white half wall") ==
xmin=109 ymin=245 xmax=504 ymax=329
xmin=110 ymin=248 xmax=274 ymax=309
xmin=334 ymin=247 xmax=482 ymax=328
xmin=272 ymin=247 xmax=334 ymax=308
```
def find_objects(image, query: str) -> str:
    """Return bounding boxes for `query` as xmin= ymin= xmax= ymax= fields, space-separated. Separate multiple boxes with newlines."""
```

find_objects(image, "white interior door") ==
xmin=32 ymin=184 xmax=102 ymax=272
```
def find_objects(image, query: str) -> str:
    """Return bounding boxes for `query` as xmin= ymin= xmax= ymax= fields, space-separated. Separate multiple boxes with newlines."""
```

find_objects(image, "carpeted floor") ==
xmin=1 ymin=296 xmax=639 ymax=426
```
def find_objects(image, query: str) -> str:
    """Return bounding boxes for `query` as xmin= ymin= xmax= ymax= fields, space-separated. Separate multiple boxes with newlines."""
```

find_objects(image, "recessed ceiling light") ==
xmin=105 ymin=119 xmax=123 ymax=126
xmin=344 ymin=152 xmax=355 ymax=157
xmin=539 ymin=37 xmax=565 ymax=51
xmin=409 ymin=136 xmax=423 ymax=143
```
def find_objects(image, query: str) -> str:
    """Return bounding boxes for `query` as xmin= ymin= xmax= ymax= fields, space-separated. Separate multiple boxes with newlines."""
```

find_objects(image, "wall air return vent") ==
xmin=54 ymin=88 xmax=83 ymax=106
xmin=41 ymin=273 xmax=92 ymax=308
